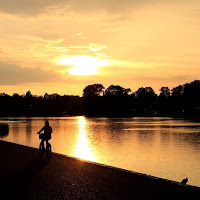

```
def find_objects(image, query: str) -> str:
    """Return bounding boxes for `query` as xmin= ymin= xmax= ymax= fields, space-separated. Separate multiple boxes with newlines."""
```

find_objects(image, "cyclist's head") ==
xmin=45 ymin=120 xmax=49 ymax=126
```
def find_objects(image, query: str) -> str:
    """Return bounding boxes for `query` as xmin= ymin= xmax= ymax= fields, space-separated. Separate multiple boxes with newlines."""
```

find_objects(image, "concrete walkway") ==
xmin=0 ymin=140 xmax=200 ymax=199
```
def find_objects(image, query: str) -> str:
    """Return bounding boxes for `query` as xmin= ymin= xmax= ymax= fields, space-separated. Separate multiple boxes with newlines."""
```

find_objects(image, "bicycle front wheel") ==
xmin=39 ymin=142 xmax=44 ymax=158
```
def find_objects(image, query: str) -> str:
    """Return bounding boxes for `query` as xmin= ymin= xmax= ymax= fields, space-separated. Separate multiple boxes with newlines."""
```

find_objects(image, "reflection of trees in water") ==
xmin=165 ymin=119 xmax=200 ymax=148
xmin=159 ymin=130 xmax=172 ymax=145
xmin=0 ymin=131 xmax=9 ymax=138
xmin=86 ymin=118 xmax=169 ymax=145
xmin=12 ymin=122 xmax=20 ymax=142
xmin=132 ymin=118 xmax=164 ymax=145
xmin=26 ymin=119 xmax=32 ymax=143
xmin=51 ymin=117 xmax=61 ymax=131
xmin=83 ymin=117 xmax=200 ymax=151
xmin=0 ymin=124 xmax=9 ymax=138
xmin=82 ymin=118 xmax=132 ymax=145
xmin=101 ymin=120 xmax=129 ymax=143
xmin=136 ymin=130 xmax=156 ymax=145
xmin=172 ymin=132 xmax=200 ymax=148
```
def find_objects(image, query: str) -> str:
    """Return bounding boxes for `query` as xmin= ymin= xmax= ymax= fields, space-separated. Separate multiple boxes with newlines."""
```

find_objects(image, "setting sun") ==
xmin=58 ymin=56 xmax=110 ymax=75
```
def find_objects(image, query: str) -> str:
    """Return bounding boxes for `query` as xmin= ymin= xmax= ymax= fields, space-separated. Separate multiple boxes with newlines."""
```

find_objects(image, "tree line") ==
xmin=0 ymin=79 xmax=200 ymax=117
xmin=0 ymin=92 xmax=83 ymax=117
xmin=83 ymin=80 xmax=200 ymax=117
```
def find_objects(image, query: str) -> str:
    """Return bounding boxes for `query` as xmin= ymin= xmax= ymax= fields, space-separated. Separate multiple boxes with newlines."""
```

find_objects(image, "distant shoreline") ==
xmin=1 ymin=80 xmax=200 ymax=118
xmin=1 ymin=114 xmax=200 ymax=120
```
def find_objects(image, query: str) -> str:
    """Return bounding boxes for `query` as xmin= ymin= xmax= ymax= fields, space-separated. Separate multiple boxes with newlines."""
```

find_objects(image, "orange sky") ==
xmin=0 ymin=0 xmax=200 ymax=96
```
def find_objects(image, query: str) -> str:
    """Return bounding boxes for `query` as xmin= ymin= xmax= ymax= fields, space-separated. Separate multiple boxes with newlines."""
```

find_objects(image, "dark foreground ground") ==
xmin=0 ymin=140 xmax=200 ymax=200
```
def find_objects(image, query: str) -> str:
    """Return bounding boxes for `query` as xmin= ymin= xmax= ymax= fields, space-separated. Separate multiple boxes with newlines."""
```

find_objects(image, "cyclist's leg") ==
xmin=46 ymin=135 xmax=51 ymax=148
xmin=46 ymin=139 xmax=49 ymax=148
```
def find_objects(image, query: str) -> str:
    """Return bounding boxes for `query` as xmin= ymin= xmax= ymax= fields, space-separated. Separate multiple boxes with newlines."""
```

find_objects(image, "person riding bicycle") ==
xmin=37 ymin=120 xmax=52 ymax=150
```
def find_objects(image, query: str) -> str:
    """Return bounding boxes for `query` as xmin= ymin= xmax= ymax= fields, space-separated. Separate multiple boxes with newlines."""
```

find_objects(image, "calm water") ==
xmin=1 ymin=116 xmax=200 ymax=187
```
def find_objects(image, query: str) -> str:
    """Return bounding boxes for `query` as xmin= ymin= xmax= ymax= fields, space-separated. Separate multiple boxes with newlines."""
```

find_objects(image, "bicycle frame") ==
xmin=38 ymin=133 xmax=52 ymax=160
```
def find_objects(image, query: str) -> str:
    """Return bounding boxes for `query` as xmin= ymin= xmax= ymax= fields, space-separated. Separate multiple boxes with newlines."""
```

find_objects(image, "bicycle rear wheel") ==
xmin=46 ymin=143 xmax=52 ymax=160
xmin=39 ymin=142 xmax=44 ymax=158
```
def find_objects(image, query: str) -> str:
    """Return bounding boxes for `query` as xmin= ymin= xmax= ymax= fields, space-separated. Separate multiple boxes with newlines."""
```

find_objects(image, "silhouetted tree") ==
xmin=183 ymin=80 xmax=200 ymax=99
xmin=134 ymin=87 xmax=157 ymax=115
xmin=44 ymin=93 xmax=49 ymax=99
xmin=0 ymin=93 xmax=11 ymax=116
xmin=83 ymin=84 xmax=105 ymax=97
xmin=171 ymin=85 xmax=183 ymax=97
xmin=12 ymin=93 xmax=20 ymax=98
xmin=26 ymin=90 xmax=32 ymax=98
xmin=170 ymin=85 xmax=184 ymax=115
xmin=135 ymin=87 xmax=156 ymax=98
xmin=159 ymin=87 xmax=170 ymax=97
xmin=104 ymin=85 xmax=131 ymax=96
xmin=82 ymin=84 xmax=105 ymax=116
xmin=170 ymin=81 xmax=200 ymax=116
xmin=0 ymin=93 xmax=6 ymax=97
xmin=182 ymin=80 xmax=200 ymax=116
xmin=103 ymin=85 xmax=132 ymax=117
xmin=158 ymin=87 xmax=171 ymax=115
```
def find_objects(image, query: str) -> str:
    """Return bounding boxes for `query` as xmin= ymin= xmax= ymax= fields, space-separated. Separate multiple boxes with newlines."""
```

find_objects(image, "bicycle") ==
xmin=38 ymin=133 xmax=52 ymax=160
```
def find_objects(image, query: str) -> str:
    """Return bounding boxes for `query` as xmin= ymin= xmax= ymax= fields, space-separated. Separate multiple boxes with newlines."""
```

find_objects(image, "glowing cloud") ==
xmin=89 ymin=43 xmax=107 ymax=52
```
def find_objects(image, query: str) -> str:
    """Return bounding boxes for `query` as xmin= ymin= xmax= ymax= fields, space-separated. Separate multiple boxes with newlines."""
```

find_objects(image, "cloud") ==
xmin=1 ymin=0 xmax=199 ymax=17
xmin=0 ymin=62 xmax=64 ymax=85
xmin=0 ymin=0 xmax=69 ymax=16
xmin=70 ymin=0 xmax=199 ymax=12
xmin=89 ymin=43 xmax=107 ymax=52
xmin=69 ymin=0 xmax=157 ymax=13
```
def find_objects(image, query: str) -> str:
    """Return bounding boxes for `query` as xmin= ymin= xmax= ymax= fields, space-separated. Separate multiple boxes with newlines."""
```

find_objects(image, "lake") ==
xmin=1 ymin=116 xmax=200 ymax=187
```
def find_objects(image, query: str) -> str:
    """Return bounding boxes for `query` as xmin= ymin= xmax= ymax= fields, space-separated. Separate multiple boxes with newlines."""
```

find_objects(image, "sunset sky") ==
xmin=1 ymin=0 xmax=200 ymax=96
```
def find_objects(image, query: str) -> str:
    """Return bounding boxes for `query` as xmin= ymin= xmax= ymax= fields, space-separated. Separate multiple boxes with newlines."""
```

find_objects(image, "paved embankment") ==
xmin=0 ymin=140 xmax=200 ymax=199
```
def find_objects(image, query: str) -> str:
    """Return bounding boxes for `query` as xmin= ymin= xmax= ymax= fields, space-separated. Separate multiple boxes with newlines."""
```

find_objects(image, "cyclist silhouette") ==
xmin=37 ymin=120 xmax=52 ymax=150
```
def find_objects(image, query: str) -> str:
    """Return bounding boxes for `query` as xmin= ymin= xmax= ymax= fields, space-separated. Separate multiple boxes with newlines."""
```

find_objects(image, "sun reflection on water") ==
xmin=74 ymin=116 xmax=96 ymax=162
